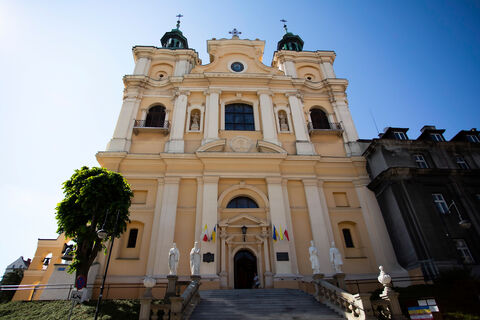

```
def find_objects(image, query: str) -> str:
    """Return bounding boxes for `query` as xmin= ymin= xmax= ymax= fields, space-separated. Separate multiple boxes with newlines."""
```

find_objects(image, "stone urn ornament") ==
xmin=377 ymin=265 xmax=392 ymax=294
xmin=143 ymin=276 xmax=156 ymax=298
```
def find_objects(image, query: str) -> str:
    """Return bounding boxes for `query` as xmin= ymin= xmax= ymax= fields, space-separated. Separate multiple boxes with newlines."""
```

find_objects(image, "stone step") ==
xmin=189 ymin=289 xmax=344 ymax=320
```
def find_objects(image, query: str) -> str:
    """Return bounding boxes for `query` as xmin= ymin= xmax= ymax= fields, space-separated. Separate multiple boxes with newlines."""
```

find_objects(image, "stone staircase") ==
xmin=189 ymin=288 xmax=344 ymax=320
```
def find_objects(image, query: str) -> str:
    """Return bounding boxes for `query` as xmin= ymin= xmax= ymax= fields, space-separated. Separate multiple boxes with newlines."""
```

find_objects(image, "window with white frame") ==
xmin=455 ymin=155 xmax=469 ymax=169
xmin=414 ymin=154 xmax=429 ymax=168
xmin=466 ymin=135 xmax=480 ymax=143
xmin=394 ymin=131 xmax=408 ymax=140
xmin=432 ymin=193 xmax=449 ymax=214
xmin=454 ymin=239 xmax=474 ymax=264
xmin=430 ymin=133 xmax=445 ymax=142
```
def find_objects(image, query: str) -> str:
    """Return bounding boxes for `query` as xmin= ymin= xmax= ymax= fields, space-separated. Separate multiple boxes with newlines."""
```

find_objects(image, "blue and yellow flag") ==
xmin=273 ymin=225 xmax=277 ymax=241
xmin=211 ymin=225 xmax=216 ymax=242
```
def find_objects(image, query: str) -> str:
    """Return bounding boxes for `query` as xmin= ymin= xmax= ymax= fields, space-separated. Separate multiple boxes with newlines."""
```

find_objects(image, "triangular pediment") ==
xmin=219 ymin=213 xmax=268 ymax=227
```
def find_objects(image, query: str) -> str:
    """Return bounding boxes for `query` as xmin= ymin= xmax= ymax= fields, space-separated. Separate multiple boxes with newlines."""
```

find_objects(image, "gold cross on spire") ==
xmin=229 ymin=28 xmax=242 ymax=39
xmin=176 ymin=14 xmax=183 ymax=29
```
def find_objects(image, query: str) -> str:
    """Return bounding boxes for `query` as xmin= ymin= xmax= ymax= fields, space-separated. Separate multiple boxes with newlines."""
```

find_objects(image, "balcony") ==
xmin=133 ymin=119 xmax=170 ymax=135
xmin=307 ymin=122 xmax=343 ymax=136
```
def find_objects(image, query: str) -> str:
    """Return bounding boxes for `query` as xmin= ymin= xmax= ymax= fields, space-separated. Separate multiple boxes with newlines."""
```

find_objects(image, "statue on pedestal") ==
xmin=190 ymin=112 xmax=200 ymax=131
xmin=329 ymin=241 xmax=343 ymax=273
xmin=279 ymin=112 xmax=289 ymax=131
xmin=190 ymin=241 xmax=201 ymax=275
xmin=168 ymin=243 xmax=179 ymax=275
xmin=309 ymin=240 xmax=321 ymax=274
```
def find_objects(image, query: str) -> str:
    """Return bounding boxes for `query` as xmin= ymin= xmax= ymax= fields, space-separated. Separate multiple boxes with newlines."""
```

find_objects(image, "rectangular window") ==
xmin=454 ymin=239 xmax=474 ymax=264
xmin=127 ymin=229 xmax=138 ymax=248
xmin=430 ymin=133 xmax=445 ymax=142
xmin=394 ymin=131 xmax=408 ymax=140
xmin=414 ymin=154 xmax=429 ymax=168
xmin=455 ymin=156 xmax=469 ymax=169
xmin=466 ymin=135 xmax=480 ymax=143
xmin=432 ymin=194 xmax=449 ymax=214
xmin=342 ymin=228 xmax=355 ymax=248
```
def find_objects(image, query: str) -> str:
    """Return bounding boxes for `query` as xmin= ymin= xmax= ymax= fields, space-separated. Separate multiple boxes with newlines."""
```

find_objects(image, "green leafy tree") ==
xmin=0 ymin=269 xmax=24 ymax=303
xmin=55 ymin=166 xmax=133 ymax=283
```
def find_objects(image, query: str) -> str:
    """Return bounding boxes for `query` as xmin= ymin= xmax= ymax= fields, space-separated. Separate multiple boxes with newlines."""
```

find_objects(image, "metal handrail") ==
xmin=308 ymin=122 xmax=343 ymax=132
xmin=133 ymin=119 xmax=170 ymax=129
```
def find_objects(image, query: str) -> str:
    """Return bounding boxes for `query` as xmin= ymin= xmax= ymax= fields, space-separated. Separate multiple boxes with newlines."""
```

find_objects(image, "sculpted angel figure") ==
xmin=168 ymin=243 xmax=180 ymax=275
xmin=190 ymin=241 xmax=201 ymax=275
xmin=329 ymin=241 xmax=343 ymax=273
xmin=309 ymin=240 xmax=321 ymax=274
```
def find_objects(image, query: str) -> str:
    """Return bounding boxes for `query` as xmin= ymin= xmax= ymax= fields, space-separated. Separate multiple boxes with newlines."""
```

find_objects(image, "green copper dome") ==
xmin=277 ymin=32 xmax=304 ymax=51
xmin=161 ymin=28 xmax=188 ymax=49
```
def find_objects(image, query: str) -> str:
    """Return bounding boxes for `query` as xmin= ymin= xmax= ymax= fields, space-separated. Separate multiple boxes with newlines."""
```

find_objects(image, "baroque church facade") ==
xmin=15 ymin=22 xmax=408 ymax=300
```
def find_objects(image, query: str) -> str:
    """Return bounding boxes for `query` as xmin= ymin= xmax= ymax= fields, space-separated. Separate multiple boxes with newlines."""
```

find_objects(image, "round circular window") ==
xmin=231 ymin=62 xmax=244 ymax=72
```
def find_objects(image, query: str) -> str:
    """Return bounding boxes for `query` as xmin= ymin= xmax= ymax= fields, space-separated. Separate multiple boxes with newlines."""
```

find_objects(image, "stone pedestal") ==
xmin=190 ymin=275 xmax=201 ymax=282
xmin=219 ymin=271 xmax=228 ymax=288
xmin=264 ymin=271 xmax=274 ymax=288
xmin=166 ymin=275 xmax=178 ymax=298
xmin=333 ymin=273 xmax=346 ymax=290
xmin=380 ymin=289 xmax=407 ymax=320
xmin=139 ymin=297 xmax=152 ymax=320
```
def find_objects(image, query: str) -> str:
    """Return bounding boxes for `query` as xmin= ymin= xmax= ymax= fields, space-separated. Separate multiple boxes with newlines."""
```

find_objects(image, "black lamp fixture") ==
xmin=94 ymin=209 xmax=120 ymax=320
xmin=241 ymin=225 xmax=247 ymax=242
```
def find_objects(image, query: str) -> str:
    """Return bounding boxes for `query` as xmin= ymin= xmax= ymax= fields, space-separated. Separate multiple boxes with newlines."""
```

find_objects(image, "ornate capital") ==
xmin=257 ymin=90 xmax=273 ymax=97
xmin=353 ymin=178 xmax=370 ymax=187
xmin=266 ymin=176 xmax=282 ymax=184
xmin=203 ymin=175 xmax=219 ymax=184
xmin=164 ymin=176 xmax=181 ymax=184
xmin=203 ymin=88 xmax=222 ymax=96
xmin=302 ymin=178 xmax=318 ymax=187
xmin=174 ymin=89 xmax=190 ymax=97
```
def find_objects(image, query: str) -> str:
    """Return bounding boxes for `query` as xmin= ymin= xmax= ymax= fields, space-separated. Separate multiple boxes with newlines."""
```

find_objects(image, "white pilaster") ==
xmin=194 ymin=177 xmax=204 ymax=241
xmin=303 ymin=179 xmax=334 ymax=274
xmin=146 ymin=178 xmax=164 ymax=276
xmin=133 ymin=57 xmax=151 ymax=76
xmin=286 ymin=93 xmax=315 ymax=155
xmin=283 ymin=60 xmax=297 ymax=77
xmin=281 ymin=179 xmax=298 ymax=274
xmin=174 ymin=60 xmax=191 ymax=77
xmin=202 ymin=89 xmax=221 ymax=145
xmin=317 ymin=180 xmax=334 ymax=243
xmin=165 ymin=91 xmax=189 ymax=153
xmin=153 ymin=177 xmax=180 ymax=275
xmin=266 ymin=177 xmax=293 ymax=274
xmin=258 ymin=91 xmax=280 ymax=146
xmin=200 ymin=176 xmax=219 ymax=275
xmin=321 ymin=61 xmax=336 ymax=79
xmin=330 ymin=94 xmax=361 ymax=156
xmin=106 ymin=94 xmax=141 ymax=152
xmin=354 ymin=179 xmax=405 ymax=274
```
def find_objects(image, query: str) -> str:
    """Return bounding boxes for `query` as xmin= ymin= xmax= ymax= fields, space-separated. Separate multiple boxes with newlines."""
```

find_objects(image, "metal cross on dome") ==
xmin=280 ymin=19 xmax=288 ymax=33
xmin=176 ymin=14 xmax=183 ymax=29
xmin=229 ymin=28 xmax=242 ymax=38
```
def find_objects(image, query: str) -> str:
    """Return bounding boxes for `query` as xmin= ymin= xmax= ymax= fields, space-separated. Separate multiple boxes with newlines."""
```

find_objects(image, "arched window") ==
xmin=225 ymin=103 xmax=254 ymax=131
xmin=227 ymin=196 xmax=259 ymax=208
xmin=145 ymin=105 xmax=166 ymax=127
xmin=310 ymin=109 xmax=330 ymax=129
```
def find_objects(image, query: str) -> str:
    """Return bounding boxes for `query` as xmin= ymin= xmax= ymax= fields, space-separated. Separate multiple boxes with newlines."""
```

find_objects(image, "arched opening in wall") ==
xmin=310 ymin=108 xmax=330 ymax=129
xmin=278 ymin=110 xmax=289 ymax=132
xmin=225 ymin=103 xmax=254 ymax=131
xmin=234 ymin=250 xmax=257 ymax=289
xmin=227 ymin=196 xmax=259 ymax=208
xmin=189 ymin=109 xmax=201 ymax=131
xmin=42 ymin=253 xmax=52 ymax=270
xmin=145 ymin=105 xmax=166 ymax=127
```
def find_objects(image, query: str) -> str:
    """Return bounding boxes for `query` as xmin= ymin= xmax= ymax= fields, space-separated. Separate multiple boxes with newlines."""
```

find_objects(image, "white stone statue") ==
xmin=329 ymin=241 xmax=343 ymax=273
xmin=168 ymin=243 xmax=180 ymax=275
xmin=309 ymin=240 xmax=321 ymax=274
xmin=190 ymin=241 xmax=201 ymax=275
xmin=279 ymin=112 xmax=289 ymax=131
xmin=190 ymin=112 xmax=200 ymax=131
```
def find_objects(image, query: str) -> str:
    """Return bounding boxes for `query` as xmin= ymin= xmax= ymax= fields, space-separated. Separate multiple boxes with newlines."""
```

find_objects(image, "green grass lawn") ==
xmin=0 ymin=299 xmax=140 ymax=320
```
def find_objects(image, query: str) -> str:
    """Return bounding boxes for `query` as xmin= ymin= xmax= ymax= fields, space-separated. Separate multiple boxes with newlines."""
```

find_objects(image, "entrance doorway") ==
xmin=234 ymin=250 xmax=257 ymax=289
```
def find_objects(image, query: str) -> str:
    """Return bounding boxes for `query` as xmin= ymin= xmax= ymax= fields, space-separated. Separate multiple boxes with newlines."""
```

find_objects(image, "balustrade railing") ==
xmin=133 ymin=120 xmax=170 ymax=135
xmin=307 ymin=122 xmax=343 ymax=134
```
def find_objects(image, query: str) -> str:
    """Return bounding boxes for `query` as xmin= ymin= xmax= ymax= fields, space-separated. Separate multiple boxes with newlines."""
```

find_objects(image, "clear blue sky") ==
xmin=1 ymin=0 xmax=479 ymax=272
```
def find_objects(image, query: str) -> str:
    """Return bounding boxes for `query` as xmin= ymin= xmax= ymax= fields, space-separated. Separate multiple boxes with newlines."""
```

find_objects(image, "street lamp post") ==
xmin=94 ymin=209 xmax=120 ymax=320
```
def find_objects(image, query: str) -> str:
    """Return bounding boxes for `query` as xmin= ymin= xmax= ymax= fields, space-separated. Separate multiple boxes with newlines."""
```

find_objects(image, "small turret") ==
xmin=277 ymin=19 xmax=304 ymax=51
xmin=160 ymin=14 xmax=188 ymax=49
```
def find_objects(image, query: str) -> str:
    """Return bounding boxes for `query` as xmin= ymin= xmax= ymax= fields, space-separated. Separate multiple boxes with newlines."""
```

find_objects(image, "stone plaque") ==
xmin=230 ymin=136 xmax=253 ymax=152
xmin=203 ymin=252 xmax=214 ymax=263
xmin=276 ymin=252 xmax=289 ymax=261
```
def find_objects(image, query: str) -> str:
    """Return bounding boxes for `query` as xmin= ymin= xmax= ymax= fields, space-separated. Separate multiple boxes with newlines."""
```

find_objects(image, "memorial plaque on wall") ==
xmin=276 ymin=252 xmax=289 ymax=261
xmin=203 ymin=252 xmax=214 ymax=263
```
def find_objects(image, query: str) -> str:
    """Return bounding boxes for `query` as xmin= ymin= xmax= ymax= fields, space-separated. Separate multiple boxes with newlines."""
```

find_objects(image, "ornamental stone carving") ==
xmin=230 ymin=136 xmax=253 ymax=152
